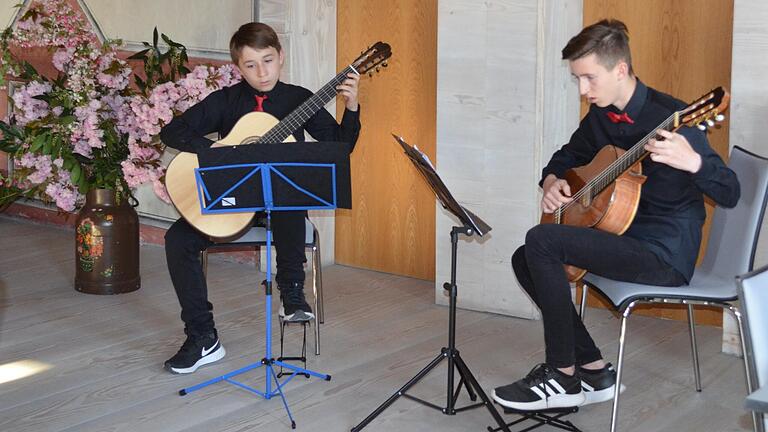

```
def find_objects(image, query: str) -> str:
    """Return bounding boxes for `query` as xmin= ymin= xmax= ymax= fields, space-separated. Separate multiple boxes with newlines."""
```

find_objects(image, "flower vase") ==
xmin=74 ymin=189 xmax=140 ymax=294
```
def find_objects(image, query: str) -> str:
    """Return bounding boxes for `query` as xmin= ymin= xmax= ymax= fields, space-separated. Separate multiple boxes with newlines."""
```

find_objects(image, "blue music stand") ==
xmin=179 ymin=142 xmax=351 ymax=429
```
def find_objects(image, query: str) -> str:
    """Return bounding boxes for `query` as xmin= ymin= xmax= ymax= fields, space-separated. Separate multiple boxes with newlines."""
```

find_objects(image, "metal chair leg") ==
xmin=729 ymin=305 xmax=762 ymax=432
xmin=314 ymin=229 xmax=325 ymax=324
xmin=611 ymin=301 xmax=635 ymax=432
xmin=579 ymin=283 xmax=588 ymax=319
xmin=686 ymin=304 xmax=702 ymax=392
xmin=310 ymin=230 xmax=321 ymax=356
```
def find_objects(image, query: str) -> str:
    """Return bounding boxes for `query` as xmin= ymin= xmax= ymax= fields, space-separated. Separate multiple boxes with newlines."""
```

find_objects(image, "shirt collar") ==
xmin=607 ymin=78 xmax=646 ymax=119
xmin=247 ymin=80 xmax=286 ymax=98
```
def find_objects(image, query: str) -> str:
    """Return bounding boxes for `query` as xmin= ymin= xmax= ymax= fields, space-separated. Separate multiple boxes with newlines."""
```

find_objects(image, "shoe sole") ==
xmin=279 ymin=306 xmax=315 ymax=322
xmin=582 ymin=383 xmax=626 ymax=406
xmin=166 ymin=345 xmax=226 ymax=374
xmin=492 ymin=389 xmax=585 ymax=411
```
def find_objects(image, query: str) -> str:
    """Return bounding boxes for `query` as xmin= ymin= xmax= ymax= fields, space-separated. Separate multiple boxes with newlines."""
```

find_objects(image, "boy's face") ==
xmin=569 ymin=53 xmax=626 ymax=109
xmin=236 ymin=45 xmax=284 ymax=92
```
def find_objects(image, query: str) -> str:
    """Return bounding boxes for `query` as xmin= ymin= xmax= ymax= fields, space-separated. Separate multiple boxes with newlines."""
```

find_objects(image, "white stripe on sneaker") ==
xmin=547 ymin=378 xmax=567 ymax=394
xmin=530 ymin=385 xmax=547 ymax=400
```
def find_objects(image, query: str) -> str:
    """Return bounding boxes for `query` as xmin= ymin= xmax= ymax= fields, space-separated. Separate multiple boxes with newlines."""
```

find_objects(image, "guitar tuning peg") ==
xmin=715 ymin=114 xmax=725 ymax=122
xmin=376 ymin=66 xmax=380 ymax=73
xmin=368 ymin=71 xmax=374 ymax=77
xmin=706 ymin=119 xmax=715 ymax=127
xmin=697 ymin=123 xmax=707 ymax=131
xmin=382 ymin=61 xmax=388 ymax=67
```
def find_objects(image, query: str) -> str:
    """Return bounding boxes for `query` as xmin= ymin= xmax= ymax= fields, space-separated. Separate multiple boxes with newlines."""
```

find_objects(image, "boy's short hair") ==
xmin=229 ymin=22 xmax=282 ymax=64
xmin=561 ymin=19 xmax=633 ymax=75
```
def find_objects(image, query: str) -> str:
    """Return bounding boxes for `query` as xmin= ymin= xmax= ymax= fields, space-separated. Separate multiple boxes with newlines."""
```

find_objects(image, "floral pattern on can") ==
xmin=76 ymin=217 xmax=104 ymax=272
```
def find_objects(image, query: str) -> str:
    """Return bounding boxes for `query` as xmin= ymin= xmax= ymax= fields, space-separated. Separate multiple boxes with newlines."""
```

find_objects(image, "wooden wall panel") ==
xmin=335 ymin=0 xmax=437 ymax=280
xmin=581 ymin=0 xmax=734 ymax=325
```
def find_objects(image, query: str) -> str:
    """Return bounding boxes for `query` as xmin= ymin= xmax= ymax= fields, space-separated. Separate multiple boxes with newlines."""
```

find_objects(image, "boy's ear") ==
xmin=615 ymin=60 xmax=629 ymax=79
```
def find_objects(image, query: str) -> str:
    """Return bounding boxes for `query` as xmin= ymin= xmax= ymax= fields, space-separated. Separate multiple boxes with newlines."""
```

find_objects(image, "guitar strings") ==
xmin=257 ymin=66 xmax=355 ymax=144
xmin=555 ymin=111 xmax=677 ymax=219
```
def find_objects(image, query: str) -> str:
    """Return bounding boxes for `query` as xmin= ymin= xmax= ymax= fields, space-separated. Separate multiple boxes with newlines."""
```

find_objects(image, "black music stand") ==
xmin=180 ymin=142 xmax=350 ymax=429
xmin=351 ymin=135 xmax=511 ymax=432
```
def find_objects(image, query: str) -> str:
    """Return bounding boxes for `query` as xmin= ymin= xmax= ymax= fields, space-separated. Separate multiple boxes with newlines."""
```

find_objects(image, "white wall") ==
xmin=435 ymin=0 xmax=581 ymax=318
xmin=723 ymin=0 xmax=768 ymax=355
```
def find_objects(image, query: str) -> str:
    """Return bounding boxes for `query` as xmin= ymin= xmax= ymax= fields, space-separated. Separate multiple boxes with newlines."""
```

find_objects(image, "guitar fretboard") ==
xmin=555 ymin=112 xmax=678 ymax=221
xmin=256 ymin=65 xmax=356 ymax=143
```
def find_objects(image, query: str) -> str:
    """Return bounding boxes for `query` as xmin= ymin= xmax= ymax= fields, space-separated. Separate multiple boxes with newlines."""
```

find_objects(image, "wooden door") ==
xmin=581 ymin=0 xmax=735 ymax=325
xmin=335 ymin=0 xmax=438 ymax=280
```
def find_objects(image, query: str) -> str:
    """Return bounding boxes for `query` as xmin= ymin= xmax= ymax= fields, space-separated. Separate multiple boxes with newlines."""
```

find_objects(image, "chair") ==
xmin=581 ymin=146 xmax=768 ymax=432
xmin=738 ymin=264 xmax=768 ymax=432
xmin=201 ymin=217 xmax=325 ymax=355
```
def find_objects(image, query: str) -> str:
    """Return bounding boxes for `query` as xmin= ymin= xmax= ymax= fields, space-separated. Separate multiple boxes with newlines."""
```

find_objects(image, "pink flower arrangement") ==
xmin=0 ymin=0 xmax=241 ymax=211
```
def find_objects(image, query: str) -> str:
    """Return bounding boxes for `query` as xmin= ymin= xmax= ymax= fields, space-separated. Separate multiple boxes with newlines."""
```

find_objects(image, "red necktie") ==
xmin=254 ymin=94 xmax=268 ymax=112
xmin=606 ymin=111 xmax=634 ymax=124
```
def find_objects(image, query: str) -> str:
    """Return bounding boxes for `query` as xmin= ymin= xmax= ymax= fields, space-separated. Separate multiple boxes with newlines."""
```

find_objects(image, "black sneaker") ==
xmin=278 ymin=282 xmax=314 ymax=322
xmin=492 ymin=363 xmax=585 ymax=411
xmin=579 ymin=363 xmax=626 ymax=406
xmin=164 ymin=331 xmax=226 ymax=374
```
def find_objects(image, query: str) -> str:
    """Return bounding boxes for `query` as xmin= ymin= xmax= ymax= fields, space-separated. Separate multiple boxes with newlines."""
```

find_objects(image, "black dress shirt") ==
xmin=160 ymin=80 xmax=361 ymax=154
xmin=541 ymin=80 xmax=740 ymax=281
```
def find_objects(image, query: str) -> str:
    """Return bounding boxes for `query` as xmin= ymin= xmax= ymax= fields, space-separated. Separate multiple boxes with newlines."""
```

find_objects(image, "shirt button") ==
xmin=619 ymin=129 xmax=625 ymax=135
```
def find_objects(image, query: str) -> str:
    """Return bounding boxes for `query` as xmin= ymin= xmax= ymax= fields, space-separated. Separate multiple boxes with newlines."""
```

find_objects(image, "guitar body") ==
xmin=165 ymin=112 xmax=296 ymax=240
xmin=540 ymin=145 xmax=646 ymax=281
xmin=162 ymin=41 xmax=393 ymax=240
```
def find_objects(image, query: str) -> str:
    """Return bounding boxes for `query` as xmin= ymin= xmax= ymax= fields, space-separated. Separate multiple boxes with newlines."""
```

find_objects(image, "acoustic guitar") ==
xmin=540 ymin=87 xmax=730 ymax=281
xmin=165 ymin=42 xmax=392 ymax=239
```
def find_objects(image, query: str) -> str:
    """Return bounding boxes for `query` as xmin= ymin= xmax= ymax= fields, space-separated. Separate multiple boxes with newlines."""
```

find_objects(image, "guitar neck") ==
xmin=591 ymin=113 xmax=680 ymax=196
xmin=257 ymin=65 xmax=356 ymax=143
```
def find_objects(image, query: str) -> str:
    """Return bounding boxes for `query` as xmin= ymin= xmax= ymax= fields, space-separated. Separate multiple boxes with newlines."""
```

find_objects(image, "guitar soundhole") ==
xmin=240 ymin=135 xmax=262 ymax=145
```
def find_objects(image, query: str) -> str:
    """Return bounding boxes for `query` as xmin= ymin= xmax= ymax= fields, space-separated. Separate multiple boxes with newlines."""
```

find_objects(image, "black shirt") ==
xmin=160 ymin=80 xmax=361 ymax=153
xmin=541 ymin=80 xmax=740 ymax=281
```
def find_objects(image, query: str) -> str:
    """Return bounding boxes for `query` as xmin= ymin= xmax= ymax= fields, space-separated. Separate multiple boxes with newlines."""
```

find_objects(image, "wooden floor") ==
xmin=0 ymin=216 xmax=755 ymax=431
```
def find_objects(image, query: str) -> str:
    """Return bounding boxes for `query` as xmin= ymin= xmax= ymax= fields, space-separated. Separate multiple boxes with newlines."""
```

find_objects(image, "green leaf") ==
xmin=58 ymin=115 xmax=76 ymax=125
xmin=71 ymin=164 xmax=81 ymax=184
xmin=30 ymin=133 xmax=47 ymax=152
xmin=42 ymin=137 xmax=52 ymax=154
xmin=153 ymin=27 xmax=159 ymax=48
xmin=127 ymin=48 xmax=150 ymax=60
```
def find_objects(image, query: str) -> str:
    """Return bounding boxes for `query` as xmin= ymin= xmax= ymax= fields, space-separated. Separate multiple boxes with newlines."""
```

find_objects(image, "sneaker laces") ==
xmin=523 ymin=363 xmax=553 ymax=385
xmin=523 ymin=363 xmax=557 ymax=400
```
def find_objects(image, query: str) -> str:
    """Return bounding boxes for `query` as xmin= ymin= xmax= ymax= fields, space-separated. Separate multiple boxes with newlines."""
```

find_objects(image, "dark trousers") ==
xmin=511 ymin=224 xmax=686 ymax=368
xmin=165 ymin=210 xmax=307 ymax=336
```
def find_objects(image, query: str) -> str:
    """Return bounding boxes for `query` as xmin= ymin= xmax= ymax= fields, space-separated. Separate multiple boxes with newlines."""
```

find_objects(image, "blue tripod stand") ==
xmin=180 ymin=160 xmax=338 ymax=428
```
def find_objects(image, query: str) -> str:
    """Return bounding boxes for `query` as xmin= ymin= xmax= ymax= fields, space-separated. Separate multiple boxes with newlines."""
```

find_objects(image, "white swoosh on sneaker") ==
xmin=201 ymin=340 xmax=219 ymax=357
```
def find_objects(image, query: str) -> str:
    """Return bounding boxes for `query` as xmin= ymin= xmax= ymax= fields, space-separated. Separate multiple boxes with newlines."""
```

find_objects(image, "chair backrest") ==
xmin=699 ymin=146 xmax=768 ymax=276
xmin=737 ymin=265 xmax=768 ymax=420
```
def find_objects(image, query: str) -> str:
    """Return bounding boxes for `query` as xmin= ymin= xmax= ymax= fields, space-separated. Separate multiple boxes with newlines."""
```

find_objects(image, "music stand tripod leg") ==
xmin=350 ymin=351 xmax=447 ymax=432
xmin=351 ymin=226 xmax=511 ymax=432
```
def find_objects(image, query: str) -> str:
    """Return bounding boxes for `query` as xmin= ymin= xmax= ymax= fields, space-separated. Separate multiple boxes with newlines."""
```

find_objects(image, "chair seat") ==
xmin=216 ymin=218 xmax=316 ymax=245
xmin=583 ymin=270 xmax=738 ymax=311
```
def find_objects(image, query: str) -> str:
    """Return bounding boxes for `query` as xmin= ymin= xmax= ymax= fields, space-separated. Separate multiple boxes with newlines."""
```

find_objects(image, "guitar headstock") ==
xmin=351 ymin=42 xmax=392 ymax=77
xmin=677 ymin=86 xmax=730 ymax=131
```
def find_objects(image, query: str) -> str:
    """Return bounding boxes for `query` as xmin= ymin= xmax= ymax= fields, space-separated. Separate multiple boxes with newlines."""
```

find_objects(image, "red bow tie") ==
xmin=607 ymin=111 xmax=634 ymax=124
xmin=254 ymin=94 xmax=268 ymax=112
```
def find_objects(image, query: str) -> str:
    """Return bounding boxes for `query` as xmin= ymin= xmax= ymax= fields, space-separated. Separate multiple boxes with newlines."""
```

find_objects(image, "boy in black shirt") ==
xmin=160 ymin=22 xmax=361 ymax=374
xmin=492 ymin=19 xmax=739 ymax=411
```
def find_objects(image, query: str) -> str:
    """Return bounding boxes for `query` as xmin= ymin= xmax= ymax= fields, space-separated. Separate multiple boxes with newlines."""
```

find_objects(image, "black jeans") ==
xmin=165 ymin=210 xmax=307 ymax=336
xmin=512 ymin=224 xmax=686 ymax=368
